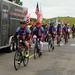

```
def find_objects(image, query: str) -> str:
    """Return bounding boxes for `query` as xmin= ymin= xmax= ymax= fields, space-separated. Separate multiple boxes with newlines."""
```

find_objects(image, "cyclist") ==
xmin=14 ymin=20 xmax=30 ymax=63
xmin=63 ymin=22 xmax=69 ymax=43
xmin=56 ymin=22 xmax=62 ymax=44
xmin=67 ymin=23 xmax=71 ymax=39
xmin=33 ymin=21 xmax=44 ymax=56
xmin=44 ymin=26 xmax=48 ymax=42
xmin=71 ymin=24 xmax=75 ymax=38
xmin=48 ymin=21 xmax=57 ymax=50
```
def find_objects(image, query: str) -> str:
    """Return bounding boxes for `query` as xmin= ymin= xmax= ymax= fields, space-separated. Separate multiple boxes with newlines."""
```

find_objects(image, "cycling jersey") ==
xmin=71 ymin=26 xmax=75 ymax=32
xmin=14 ymin=26 xmax=30 ymax=41
xmin=33 ymin=26 xmax=44 ymax=38
xmin=63 ymin=26 xmax=69 ymax=33
xmin=57 ymin=26 xmax=62 ymax=35
xmin=48 ymin=26 xmax=56 ymax=35
xmin=48 ymin=26 xmax=56 ymax=38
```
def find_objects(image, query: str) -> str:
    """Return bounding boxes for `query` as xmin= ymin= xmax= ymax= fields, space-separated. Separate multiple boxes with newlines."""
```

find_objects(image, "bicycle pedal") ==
xmin=52 ymin=46 xmax=54 ymax=50
xmin=17 ymin=61 xmax=20 ymax=64
xmin=39 ymin=51 xmax=42 ymax=57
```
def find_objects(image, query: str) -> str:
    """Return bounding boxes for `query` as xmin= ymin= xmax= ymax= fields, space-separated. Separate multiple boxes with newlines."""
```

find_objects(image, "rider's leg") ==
xmin=25 ymin=41 xmax=29 ymax=57
xmin=52 ymin=37 xmax=55 ymax=50
xmin=39 ymin=40 xmax=43 ymax=55
xmin=68 ymin=32 xmax=70 ymax=39
xmin=57 ymin=35 xmax=58 ymax=44
xmin=66 ymin=32 xmax=68 ymax=42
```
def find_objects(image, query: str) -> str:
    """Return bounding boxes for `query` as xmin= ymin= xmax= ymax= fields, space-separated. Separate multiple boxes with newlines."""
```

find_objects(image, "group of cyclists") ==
xmin=45 ymin=20 xmax=75 ymax=44
xmin=13 ymin=19 xmax=75 ymax=64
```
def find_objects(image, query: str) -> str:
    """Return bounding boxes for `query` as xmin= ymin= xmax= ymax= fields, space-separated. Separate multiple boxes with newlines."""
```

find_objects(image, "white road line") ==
xmin=43 ymin=42 xmax=64 ymax=46
xmin=43 ymin=42 xmax=48 ymax=45
xmin=55 ymin=43 xmax=64 ymax=46
xmin=70 ymin=44 xmax=75 ymax=46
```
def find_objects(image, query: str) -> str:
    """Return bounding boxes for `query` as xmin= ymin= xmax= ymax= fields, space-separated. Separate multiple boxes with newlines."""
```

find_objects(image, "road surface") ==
xmin=0 ymin=37 xmax=75 ymax=75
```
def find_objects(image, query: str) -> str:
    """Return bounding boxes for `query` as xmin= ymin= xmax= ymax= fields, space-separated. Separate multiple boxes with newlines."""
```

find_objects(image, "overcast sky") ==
xmin=21 ymin=0 xmax=75 ymax=18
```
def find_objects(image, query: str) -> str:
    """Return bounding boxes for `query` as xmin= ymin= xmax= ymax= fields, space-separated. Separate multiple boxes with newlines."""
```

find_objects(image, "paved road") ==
xmin=0 ymin=37 xmax=75 ymax=75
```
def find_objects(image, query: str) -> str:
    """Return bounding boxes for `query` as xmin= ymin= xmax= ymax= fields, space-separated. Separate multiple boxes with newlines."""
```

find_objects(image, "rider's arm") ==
xmin=53 ymin=26 xmax=57 ymax=34
xmin=14 ymin=27 xmax=20 ymax=40
xmin=25 ymin=26 xmax=30 ymax=40
xmin=14 ymin=32 xmax=18 ymax=40
xmin=33 ymin=27 xmax=37 ymax=36
xmin=40 ymin=26 xmax=45 ymax=41
xmin=48 ymin=26 xmax=50 ymax=34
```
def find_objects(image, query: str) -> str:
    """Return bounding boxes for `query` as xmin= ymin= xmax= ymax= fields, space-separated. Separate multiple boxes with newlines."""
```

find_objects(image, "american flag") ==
xmin=23 ymin=8 xmax=28 ymax=16
xmin=26 ymin=14 xmax=30 ymax=25
xmin=24 ymin=14 xmax=30 ymax=25
xmin=35 ymin=2 xmax=40 ymax=22
xmin=35 ymin=2 xmax=39 ymax=15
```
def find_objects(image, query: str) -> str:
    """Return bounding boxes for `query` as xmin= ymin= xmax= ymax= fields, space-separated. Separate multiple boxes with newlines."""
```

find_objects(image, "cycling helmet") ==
xmin=49 ymin=21 xmax=54 ymax=25
xmin=20 ymin=20 xmax=26 ymax=24
xmin=36 ymin=21 xmax=41 ymax=25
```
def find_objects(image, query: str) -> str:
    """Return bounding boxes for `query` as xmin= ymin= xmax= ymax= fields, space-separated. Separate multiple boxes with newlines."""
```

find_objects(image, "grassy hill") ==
xmin=43 ymin=16 xmax=75 ymax=26
xmin=31 ymin=16 xmax=75 ymax=26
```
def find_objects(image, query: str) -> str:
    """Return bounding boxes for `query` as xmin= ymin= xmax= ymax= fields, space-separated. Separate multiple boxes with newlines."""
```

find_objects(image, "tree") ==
xmin=19 ymin=2 xmax=23 ymax=6
xmin=15 ymin=0 xmax=20 ymax=4
xmin=8 ymin=0 xmax=13 ymax=1
xmin=8 ymin=0 xmax=23 ymax=6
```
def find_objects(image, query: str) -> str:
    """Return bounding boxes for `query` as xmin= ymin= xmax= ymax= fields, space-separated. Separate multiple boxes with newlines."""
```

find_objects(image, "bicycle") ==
xmin=48 ymin=34 xmax=54 ymax=52
xmin=64 ymin=32 xmax=68 ymax=44
xmin=72 ymin=32 xmax=75 ymax=38
xmin=57 ymin=33 xmax=61 ymax=46
xmin=14 ymin=39 xmax=29 ymax=70
xmin=34 ymin=38 xmax=41 ymax=59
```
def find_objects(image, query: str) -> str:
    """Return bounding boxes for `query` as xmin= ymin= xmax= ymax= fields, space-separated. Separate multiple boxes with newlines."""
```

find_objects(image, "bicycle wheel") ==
xmin=48 ymin=41 xmax=50 ymax=52
xmin=57 ymin=36 xmax=60 ymax=47
xmin=23 ymin=50 xmax=29 ymax=66
xmin=72 ymin=33 xmax=74 ymax=38
xmin=52 ymin=40 xmax=54 ymax=51
xmin=34 ymin=46 xmax=39 ymax=59
xmin=14 ymin=50 xmax=22 ymax=70
xmin=52 ymin=44 xmax=54 ymax=50
xmin=23 ymin=57 xmax=29 ymax=66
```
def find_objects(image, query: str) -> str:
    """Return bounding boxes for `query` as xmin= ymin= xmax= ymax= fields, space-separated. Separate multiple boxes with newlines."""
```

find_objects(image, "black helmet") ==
xmin=20 ymin=20 xmax=26 ymax=24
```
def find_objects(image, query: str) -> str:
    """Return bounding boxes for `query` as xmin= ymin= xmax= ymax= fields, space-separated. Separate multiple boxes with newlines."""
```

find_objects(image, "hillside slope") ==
xmin=43 ymin=16 xmax=75 ymax=25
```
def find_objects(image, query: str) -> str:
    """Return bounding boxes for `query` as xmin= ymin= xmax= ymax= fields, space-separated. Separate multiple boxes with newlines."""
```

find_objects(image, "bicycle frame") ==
xmin=48 ymin=34 xmax=54 ymax=52
xmin=34 ymin=38 xmax=41 ymax=59
xmin=57 ymin=33 xmax=61 ymax=46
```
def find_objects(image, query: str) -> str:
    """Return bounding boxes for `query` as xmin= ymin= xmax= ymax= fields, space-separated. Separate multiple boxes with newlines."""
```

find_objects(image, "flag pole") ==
xmin=40 ymin=3 xmax=43 ymax=23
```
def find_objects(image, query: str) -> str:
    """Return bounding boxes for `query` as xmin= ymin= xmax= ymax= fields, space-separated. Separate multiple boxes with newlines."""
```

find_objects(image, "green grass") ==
xmin=43 ymin=16 xmax=75 ymax=26
xmin=31 ymin=16 xmax=75 ymax=26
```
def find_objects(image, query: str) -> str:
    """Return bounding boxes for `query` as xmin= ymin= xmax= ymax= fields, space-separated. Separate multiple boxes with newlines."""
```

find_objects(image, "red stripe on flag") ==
xmin=26 ymin=14 xmax=30 ymax=24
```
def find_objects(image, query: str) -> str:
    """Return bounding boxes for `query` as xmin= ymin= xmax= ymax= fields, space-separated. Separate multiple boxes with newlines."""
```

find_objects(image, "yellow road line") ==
xmin=29 ymin=54 xmax=34 ymax=58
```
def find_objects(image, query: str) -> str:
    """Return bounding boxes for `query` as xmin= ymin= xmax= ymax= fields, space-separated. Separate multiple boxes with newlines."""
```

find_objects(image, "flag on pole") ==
xmin=35 ymin=2 xmax=39 ymax=15
xmin=35 ymin=2 xmax=40 ymax=22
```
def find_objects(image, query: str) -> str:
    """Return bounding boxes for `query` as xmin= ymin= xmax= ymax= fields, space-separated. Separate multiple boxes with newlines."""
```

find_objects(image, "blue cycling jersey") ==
xmin=48 ymin=26 xmax=56 ymax=34
xmin=33 ymin=26 xmax=44 ymax=38
xmin=57 ymin=26 xmax=62 ymax=32
xmin=16 ymin=26 xmax=30 ymax=40
xmin=63 ymin=26 xmax=69 ymax=32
